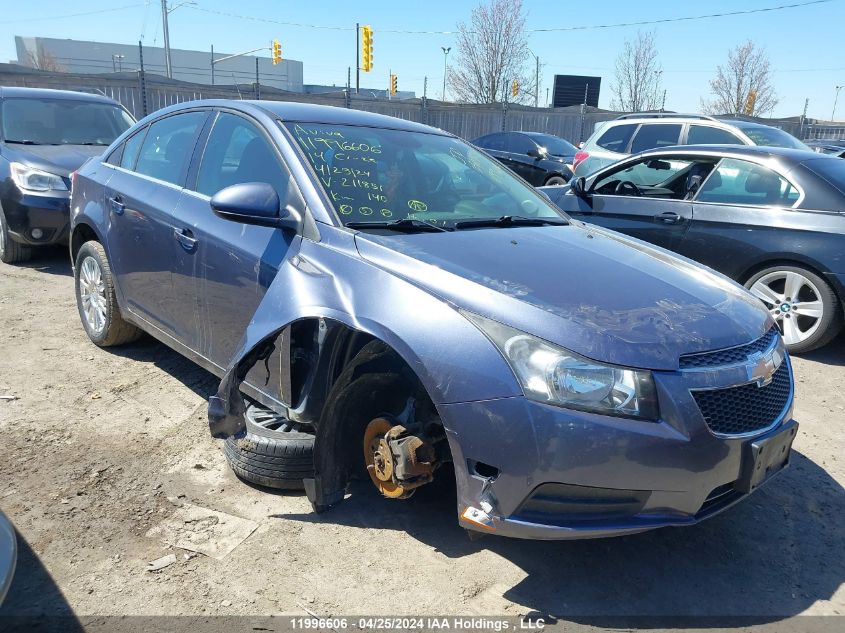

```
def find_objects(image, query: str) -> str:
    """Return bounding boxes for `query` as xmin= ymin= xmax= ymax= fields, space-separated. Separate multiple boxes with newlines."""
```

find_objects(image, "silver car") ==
xmin=573 ymin=113 xmax=809 ymax=177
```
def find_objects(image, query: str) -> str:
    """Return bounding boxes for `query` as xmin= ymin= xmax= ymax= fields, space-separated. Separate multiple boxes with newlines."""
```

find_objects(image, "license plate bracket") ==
xmin=736 ymin=419 xmax=798 ymax=493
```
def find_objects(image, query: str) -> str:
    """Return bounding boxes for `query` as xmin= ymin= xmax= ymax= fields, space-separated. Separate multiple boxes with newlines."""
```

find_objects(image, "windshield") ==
xmin=742 ymin=126 xmax=809 ymax=150
xmin=529 ymin=134 xmax=577 ymax=157
xmin=1 ymin=98 xmax=135 ymax=146
xmin=284 ymin=122 xmax=565 ymax=227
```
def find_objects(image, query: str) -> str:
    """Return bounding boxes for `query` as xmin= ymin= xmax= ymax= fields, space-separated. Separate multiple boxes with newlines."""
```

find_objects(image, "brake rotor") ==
xmin=363 ymin=417 xmax=412 ymax=499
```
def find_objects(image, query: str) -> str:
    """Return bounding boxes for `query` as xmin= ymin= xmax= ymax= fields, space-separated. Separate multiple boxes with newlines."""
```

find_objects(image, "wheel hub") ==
xmin=363 ymin=418 xmax=412 ymax=499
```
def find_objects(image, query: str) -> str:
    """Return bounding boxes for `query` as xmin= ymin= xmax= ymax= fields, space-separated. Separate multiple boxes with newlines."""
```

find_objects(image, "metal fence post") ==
xmin=137 ymin=41 xmax=148 ymax=117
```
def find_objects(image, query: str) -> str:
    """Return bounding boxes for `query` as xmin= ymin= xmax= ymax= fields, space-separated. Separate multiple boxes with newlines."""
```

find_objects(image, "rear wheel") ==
xmin=745 ymin=265 xmax=842 ymax=353
xmin=74 ymin=241 xmax=142 ymax=346
xmin=0 ymin=207 xmax=32 ymax=264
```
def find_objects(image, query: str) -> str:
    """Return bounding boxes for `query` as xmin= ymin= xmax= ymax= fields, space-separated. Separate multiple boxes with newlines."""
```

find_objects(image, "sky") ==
xmin=0 ymin=0 xmax=843 ymax=119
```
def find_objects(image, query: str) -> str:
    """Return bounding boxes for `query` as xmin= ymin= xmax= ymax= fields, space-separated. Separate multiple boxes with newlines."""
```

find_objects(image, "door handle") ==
xmin=655 ymin=211 xmax=682 ymax=224
xmin=108 ymin=195 xmax=125 ymax=215
xmin=173 ymin=228 xmax=198 ymax=252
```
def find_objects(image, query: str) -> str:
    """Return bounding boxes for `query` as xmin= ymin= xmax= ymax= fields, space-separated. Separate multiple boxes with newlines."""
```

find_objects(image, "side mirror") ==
xmin=210 ymin=182 xmax=301 ymax=232
xmin=570 ymin=176 xmax=588 ymax=197
xmin=527 ymin=148 xmax=545 ymax=159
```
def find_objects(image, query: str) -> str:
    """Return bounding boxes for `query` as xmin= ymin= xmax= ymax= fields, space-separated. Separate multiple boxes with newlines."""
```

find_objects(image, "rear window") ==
xmin=741 ymin=126 xmax=808 ymax=150
xmin=1 ymin=97 xmax=135 ymax=146
xmin=630 ymin=124 xmax=682 ymax=153
xmin=595 ymin=123 xmax=637 ymax=152
xmin=804 ymin=157 xmax=845 ymax=195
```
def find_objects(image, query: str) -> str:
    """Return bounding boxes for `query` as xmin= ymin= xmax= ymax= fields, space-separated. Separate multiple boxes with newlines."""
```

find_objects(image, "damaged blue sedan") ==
xmin=70 ymin=101 xmax=797 ymax=539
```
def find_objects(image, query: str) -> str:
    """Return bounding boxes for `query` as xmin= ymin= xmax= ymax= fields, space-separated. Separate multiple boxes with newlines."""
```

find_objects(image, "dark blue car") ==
xmin=70 ymin=100 xmax=797 ymax=539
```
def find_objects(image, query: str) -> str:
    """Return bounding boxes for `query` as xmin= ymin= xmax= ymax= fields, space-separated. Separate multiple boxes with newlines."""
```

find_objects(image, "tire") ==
xmin=223 ymin=404 xmax=315 ymax=490
xmin=544 ymin=175 xmax=568 ymax=186
xmin=744 ymin=264 xmax=843 ymax=354
xmin=0 ymin=206 xmax=32 ymax=264
xmin=74 ymin=240 xmax=142 ymax=347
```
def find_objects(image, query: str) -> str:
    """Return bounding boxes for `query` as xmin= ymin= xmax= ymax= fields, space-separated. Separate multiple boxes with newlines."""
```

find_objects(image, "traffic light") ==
xmin=511 ymin=79 xmax=519 ymax=98
xmin=271 ymin=39 xmax=282 ymax=65
xmin=361 ymin=25 xmax=373 ymax=72
xmin=390 ymin=74 xmax=397 ymax=96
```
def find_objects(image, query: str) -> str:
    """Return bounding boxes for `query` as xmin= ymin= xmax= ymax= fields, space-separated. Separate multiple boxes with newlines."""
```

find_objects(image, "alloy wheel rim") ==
xmin=79 ymin=256 xmax=107 ymax=334
xmin=0 ymin=213 xmax=5 ymax=256
xmin=749 ymin=271 xmax=823 ymax=346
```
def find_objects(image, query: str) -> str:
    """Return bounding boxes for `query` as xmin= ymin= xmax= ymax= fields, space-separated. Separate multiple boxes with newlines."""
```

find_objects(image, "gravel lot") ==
xmin=0 ymin=248 xmax=843 ymax=625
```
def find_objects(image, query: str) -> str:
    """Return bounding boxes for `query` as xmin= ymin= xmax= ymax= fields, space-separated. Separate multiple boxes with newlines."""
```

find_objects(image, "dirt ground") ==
xmin=0 ymin=248 xmax=844 ymax=625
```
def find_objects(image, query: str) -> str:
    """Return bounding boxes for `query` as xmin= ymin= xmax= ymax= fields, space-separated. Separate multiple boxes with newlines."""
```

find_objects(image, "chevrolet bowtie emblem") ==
xmin=747 ymin=348 xmax=782 ymax=387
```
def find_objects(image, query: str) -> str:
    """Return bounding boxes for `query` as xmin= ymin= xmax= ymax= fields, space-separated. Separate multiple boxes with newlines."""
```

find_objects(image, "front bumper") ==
xmin=1 ymin=190 xmax=71 ymax=246
xmin=443 ymin=358 xmax=796 ymax=540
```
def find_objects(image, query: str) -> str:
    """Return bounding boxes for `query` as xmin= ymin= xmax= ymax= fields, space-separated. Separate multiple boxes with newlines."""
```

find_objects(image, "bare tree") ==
xmin=448 ymin=0 xmax=533 ymax=104
xmin=610 ymin=31 xmax=663 ymax=112
xmin=26 ymin=49 xmax=64 ymax=73
xmin=703 ymin=41 xmax=778 ymax=116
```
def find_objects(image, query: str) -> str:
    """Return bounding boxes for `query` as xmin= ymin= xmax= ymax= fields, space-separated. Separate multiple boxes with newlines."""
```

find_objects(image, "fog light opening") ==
xmin=31 ymin=228 xmax=44 ymax=240
xmin=469 ymin=460 xmax=500 ymax=480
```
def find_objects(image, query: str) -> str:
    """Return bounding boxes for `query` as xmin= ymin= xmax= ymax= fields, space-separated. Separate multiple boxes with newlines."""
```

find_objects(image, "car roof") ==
xmin=522 ymin=131 xmax=567 ymax=140
xmin=0 ymin=86 xmax=121 ymax=105
xmin=635 ymin=144 xmax=817 ymax=160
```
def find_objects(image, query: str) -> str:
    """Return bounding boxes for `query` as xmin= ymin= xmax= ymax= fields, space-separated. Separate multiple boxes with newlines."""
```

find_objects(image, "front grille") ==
xmin=679 ymin=327 xmax=780 ymax=369
xmin=692 ymin=362 xmax=791 ymax=435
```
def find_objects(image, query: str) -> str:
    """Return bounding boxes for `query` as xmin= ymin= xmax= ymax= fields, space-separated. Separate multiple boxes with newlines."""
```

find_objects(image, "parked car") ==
xmin=806 ymin=139 xmax=845 ymax=158
xmin=0 ymin=510 xmax=15 ymax=605
xmin=71 ymin=101 xmax=796 ymax=539
xmin=543 ymin=145 xmax=845 ymax=353
xmin=573 ymin=113 xmax=809 ymax=177
xmin=473 ymin=131 xmax=575 ymax=185
xmin=0 ymin=87 xmax=135 ymax=264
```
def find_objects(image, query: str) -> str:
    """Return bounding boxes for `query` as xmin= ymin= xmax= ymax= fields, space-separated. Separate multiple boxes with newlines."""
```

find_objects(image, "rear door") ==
xmin=176 ymin=110 xmax=305 ymax=369
xmin=557 ymin=155 xmax=699 ymax=250
xmin=678 ymin=157 xmax=802 ymax=278
xmin=104 ymin=110 xmax=208 ymax=337
xmin=502 ymin=133 xmax=545 ymax=185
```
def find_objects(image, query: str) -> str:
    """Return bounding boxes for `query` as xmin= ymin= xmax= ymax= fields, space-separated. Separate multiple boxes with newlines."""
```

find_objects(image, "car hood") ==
xmin=1 ymin=143 xmax=105 ymax=177
xmin=354 ymin=224 xmax=771 ymax=370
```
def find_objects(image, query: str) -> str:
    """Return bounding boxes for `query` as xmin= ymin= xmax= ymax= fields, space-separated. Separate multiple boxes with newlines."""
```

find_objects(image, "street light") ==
xmin=160 ymin=0 xmax=197 ymax=79
xmin=441 ymin=46 xmax=450 ymax=101
xmin=832 ymin=85 xmax=843 ymax=123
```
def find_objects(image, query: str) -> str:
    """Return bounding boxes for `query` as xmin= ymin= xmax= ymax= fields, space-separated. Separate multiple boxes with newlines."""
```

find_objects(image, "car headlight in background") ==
xmin=463 ymin=311 xmax=659 ymax=420
xmin=10 ymin=162 xmax=68 ymax=192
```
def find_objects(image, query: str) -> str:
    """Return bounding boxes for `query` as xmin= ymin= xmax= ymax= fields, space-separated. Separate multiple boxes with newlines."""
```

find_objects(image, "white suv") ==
xmin=572 ymin=113 xmax=809 ymax=177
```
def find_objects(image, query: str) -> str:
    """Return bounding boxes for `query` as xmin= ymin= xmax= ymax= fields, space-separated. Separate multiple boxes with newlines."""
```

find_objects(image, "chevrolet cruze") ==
xmin=69 ymin=101 xmax=797 ymax=539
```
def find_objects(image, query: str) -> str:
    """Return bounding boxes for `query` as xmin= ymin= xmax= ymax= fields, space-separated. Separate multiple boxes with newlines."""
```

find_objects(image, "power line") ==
xmin=184 ymin=0 xmax=835 ymax=34
xmin=529 ymin=0 xmax=835 ymax=32
xmin=0 ymin=3 xmax=147 ymax=25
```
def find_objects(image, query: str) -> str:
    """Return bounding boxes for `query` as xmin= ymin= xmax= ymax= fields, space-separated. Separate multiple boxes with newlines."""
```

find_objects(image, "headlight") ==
xmin=10 ymin=162 xmax=68 ymax=192
xmin=463 ymin=311 xmax=659 ymax=420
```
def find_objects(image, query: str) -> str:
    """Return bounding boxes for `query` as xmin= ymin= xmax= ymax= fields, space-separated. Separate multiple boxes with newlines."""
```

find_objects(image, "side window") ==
xmin=697 ymin=158 xmax=800 ymax=206
xmin=105 ymin=143 xmax=124 ymax=166
xmin=478 ymin=133 xmax=506 ymax=151
xmin=195 ymin=112 xmax=295 ymax=205
xmin=688 ymin=125 xmax=743 ymax=146
xmin=119 ymin=127 xmax=147 ymax=170
xmin=134 ymin=112 xmax=206 ymax=186
xmin=505 ymin=134 xmax=536 ymax=155
xmin=592 ymin=157 xmax=697 ymax=198
xmin=595 ymin=123 xmax=637 ymax=152
xmin=630 ymin=124 xmax=682 ymax=154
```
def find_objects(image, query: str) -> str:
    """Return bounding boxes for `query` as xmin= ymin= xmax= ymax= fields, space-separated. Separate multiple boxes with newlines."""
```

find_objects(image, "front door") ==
xmin=175 ymin=110 xmax=304 ymax=369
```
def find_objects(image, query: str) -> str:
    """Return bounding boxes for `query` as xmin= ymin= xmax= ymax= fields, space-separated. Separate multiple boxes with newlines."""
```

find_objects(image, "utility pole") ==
xmin=138 ymin=41 xmax=148 ymax=117
xmin=545 ymin=87 xmax=549 ymax=108
xmin=210 ymin=45 xmax=214 ymax=85
xmin=441 ymin=46 xmax=450 ymax=101
xmin=832 ymin=85 xmax=843 ymax=123
xmin=661 ymin=89 xmax=667 ymax=112
xmin=160 ymin=0 xmax=172 ymax=78
xmin=356 ymin=23 xmax=360 ymax=94
xmin=528 ymin=50 xmax=539 ymax=108
xmin=255 ymin=58 xmax=260 ymax=100
xmin=800 ymin=97 xmax=809 ymax=138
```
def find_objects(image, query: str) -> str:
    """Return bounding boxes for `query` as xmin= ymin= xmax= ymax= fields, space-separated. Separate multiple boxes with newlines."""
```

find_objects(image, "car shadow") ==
xmin=275 ymin=451 xmax=844 ymax=622
xmin=11 ymin=246 xmax=72 ymax=277
xmin=0 ymin=526 xmax=84 ymax=632
xmin=797 ymin=330 xmax=845 ymax=367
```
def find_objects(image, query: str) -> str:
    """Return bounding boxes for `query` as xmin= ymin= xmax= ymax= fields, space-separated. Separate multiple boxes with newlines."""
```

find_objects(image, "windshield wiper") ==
xmin=4 ymin=139 xmax=45 ymax=145
xmin=73 ymin=141 xmax=109 ymax=146
xmin=454 ymin=215 xmax=568 ymax=230
xmin=346 ymin=218 xmax=451 ymax=233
